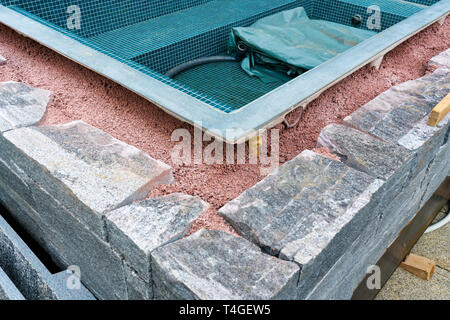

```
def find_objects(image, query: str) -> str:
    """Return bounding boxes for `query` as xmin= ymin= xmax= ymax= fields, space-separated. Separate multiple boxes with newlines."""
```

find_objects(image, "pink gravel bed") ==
xmin=0 ymin=20 xmax=449 ymax=235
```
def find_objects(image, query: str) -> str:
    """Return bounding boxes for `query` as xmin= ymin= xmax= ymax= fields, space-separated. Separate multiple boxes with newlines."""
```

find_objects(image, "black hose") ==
xmin=165 ymin=56 xmax=238 ymax=78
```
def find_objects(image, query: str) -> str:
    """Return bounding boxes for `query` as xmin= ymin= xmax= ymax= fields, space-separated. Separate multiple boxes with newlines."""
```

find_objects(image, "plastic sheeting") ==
xmin=229 ymin=7 xmax=376 ymax=82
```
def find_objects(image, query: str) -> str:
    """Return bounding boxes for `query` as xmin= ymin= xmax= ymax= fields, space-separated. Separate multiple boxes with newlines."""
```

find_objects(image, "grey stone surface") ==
xmin=1 ymin=120 xmax=173 ymax=238
xmin=411 ymin=216 xmax=449 ymax=271
xmin=318 ymin=124 xmax=413 ymax=180
xmin=0 ymin=81 xmax=51 ymax=133
xmin=0 ymin=55 xmax=6 ymax=65
xmin=0 ymin=266 xmax=24 ymax=300
xmin=219 ymin=150 xmax=383 ymax=297
xmin=306 ymin=138 xmax=449 ymax=299
xmin=106 ymin=193 xmax=209 ymax=283
xmin=124 ymin=263 xmax=152 ymax=300
xmin=344 ymin=68 xmax=450 ymax=143
xmin=0 ymin=213 xmax=95 ymax=300
xmin=151 ymin=229 xmax=300 ymax=300
xmin=428 ymin=48 xmax=450 ymax=70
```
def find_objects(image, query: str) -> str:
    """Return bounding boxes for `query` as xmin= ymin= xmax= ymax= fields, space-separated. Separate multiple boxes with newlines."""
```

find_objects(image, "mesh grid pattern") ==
xmin=0 ymin=0 xmax=431 ymax=113
xmin=174 ymin=61 xmax=287 ymax=110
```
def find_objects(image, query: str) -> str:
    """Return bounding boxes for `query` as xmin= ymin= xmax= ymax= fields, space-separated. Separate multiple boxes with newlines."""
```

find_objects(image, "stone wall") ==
xmin=0 ymin=49 xmax=448 ymax=300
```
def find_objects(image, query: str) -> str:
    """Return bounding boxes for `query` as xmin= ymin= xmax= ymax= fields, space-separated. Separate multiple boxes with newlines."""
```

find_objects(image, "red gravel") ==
xmin=0 ymin=19 xmax=449 ymax=234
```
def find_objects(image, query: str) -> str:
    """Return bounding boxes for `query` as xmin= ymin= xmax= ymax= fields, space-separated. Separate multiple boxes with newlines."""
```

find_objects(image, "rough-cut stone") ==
xmin=106 ymin=193 xmax=208 ymax=283
xmin=0 ymin=55 xmax=6 ymax=65
xmin=306 ymin=154 xmax=444 ymax=299
xmin=219 ymin=150 xmax=383 ymax=297
xmin=0 ymin=266 xmax=24 ymax=300
xmin=0 ymin=214 xmax=95 ymax=300
xmin=124 ymin=263 xmax=152 ymax=300
xmin=151 ymin=229 xmax=300 ymax=300
xmin=1 ymin=120 xmax=173 ymax=238
xmin=344 ymin=68 xmax=450 ymax=144
xmin=428 ymin=48 xmax=450 ymax=70
xmin=0 ymin=81 xmax=51 ymax=133
xmin=318 ymin=124 xmax=413 ymax=180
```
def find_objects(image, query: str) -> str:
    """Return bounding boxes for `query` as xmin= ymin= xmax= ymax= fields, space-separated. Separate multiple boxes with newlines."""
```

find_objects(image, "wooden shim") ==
xmin=400 ymin=253 xmax=436 ymax=280
xmin=427 ymin=93 xmax=450 ymax=127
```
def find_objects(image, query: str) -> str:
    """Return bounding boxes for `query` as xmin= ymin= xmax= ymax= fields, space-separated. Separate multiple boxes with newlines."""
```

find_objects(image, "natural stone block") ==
xmin=0 ymin=55 xmax=6 ymax=66
xmin=0 ymin=213 xmax=96 ymax=300
xmin=219 ymin=150 xmax=383 ymax=297
xmin=0 ymin=266 xmax=24 ymax=300
xmin=151 ymin=229 xmax=300 ymax=300
xmin=0 ymin=173 xmax=125 ymax=299
xmin=124 ymin=263 xmax=152 ymax=300
xmin=318 ymin=124 xmax=412 ymax=180
xmin=28 ymin=182 xmax=127 ymax=300
xmin=306 ymin=161 xmax=436 ymax=299
xmin=344 ymin=68 xmax=450 ymax=144
xmin=428 ymin=48 xmax=450 ymax=70
xmin=106 ymin=193 xmax=208 ymax=282
xmin=1 ymin=120 xmax=173 ymax=238
xmin=0 ymin=81 xmax=51 ymax=133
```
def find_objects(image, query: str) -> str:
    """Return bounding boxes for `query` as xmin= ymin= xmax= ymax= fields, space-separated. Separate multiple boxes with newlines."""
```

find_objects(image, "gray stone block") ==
xmin=428 ymin=48 xmax=450 ymax=70
xmin=318 ymin=124 xmax=413 ymax=180
xmin=124 ymin=263 xmax=152 ymax=300
xmin=106 ymin=193 xmax=208 ymax=283
xmin=306 ymin=159 xmax=439 ymax=299
xmin=1 ymin=120 xmax=173 ymax=238
xmin=0 ymin=81 xmax=51 ymax=133
xmin=0 ymin=266 xmax=24 ymax=300
xmin=0 ymin=55 xmax=6 ymax=65
xmin=317 ymin=123 xmax=417 ymax=216
xmin=0 ymin=214 xmax=95 ymax=300
xmin=151 ymin=229 xmax=299 ymax=300
xmin=344 ymin=68 xmax=450 ymax=144
xmin=219 ymin=150 xmax=384 ymax=297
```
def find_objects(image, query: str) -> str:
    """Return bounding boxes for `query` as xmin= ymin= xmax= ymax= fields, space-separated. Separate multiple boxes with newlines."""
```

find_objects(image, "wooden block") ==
xmin=427 ymin=93 xmax=450 ymax=127
xmin=400 ymin=253 xmax=436 ymax=280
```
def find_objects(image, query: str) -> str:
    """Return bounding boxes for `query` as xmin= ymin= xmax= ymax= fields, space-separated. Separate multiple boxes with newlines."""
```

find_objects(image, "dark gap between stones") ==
xmin=0 ymin=203 xmax=62 ymax=274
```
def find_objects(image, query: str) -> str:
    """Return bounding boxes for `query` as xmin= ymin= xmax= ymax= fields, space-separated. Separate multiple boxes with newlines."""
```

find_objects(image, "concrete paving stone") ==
xmin=411 ymin=218 xmax=449 ymax=271
xmin=0 ymin=81 xmax=51 ymax=133
xmin=1 ymin=120 xmax=173 ymax=238
xmin=0 ymin=266 xmax=24 ymax=300
xmin=219 ymin=150 xmax=384 ymax=297
xmin=344 ymin=67 xmax=450 ymax=144
xmin=0 ymin=55 xmax=6 ymax=65
xmin=151 ymin=229 xmax=300 ymax=300
xmin=375 ymin=266 xmax=450 ymax=300
xmin=428 ymin=48 xmax=450 ymax=70
xmin=106 ymin=193 xmax=209 ymax=283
